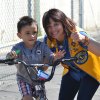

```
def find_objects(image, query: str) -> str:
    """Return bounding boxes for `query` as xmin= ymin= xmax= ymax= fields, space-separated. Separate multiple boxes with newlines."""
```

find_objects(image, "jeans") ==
xmin=59 ymin=72 xmax=99 ymax=100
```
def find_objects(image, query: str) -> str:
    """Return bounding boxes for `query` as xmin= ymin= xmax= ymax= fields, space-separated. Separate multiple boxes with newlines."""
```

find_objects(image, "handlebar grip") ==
xmin=0 ymin=59 xmax=7 ymax=63
xmin=0 ymin=59 xmax=17 ymax=65
xmin=0 ymin=59 xmax=14 ymax=63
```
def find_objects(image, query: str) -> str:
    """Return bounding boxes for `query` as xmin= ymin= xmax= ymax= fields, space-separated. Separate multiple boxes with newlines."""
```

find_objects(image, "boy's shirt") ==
xmin=12 ymin=41 xmax=54 ymax=85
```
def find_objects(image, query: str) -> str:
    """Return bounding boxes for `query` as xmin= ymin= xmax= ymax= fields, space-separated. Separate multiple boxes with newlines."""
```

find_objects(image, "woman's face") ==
xmin=47 ymin=18 xmax=65 ymax=41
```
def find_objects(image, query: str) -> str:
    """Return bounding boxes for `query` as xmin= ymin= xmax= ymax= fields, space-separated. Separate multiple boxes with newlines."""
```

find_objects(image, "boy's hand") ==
xmin=6 ymin=51 xmax=18 ymax=59
xmin=54 ymin=50 xmax=66 ymax=61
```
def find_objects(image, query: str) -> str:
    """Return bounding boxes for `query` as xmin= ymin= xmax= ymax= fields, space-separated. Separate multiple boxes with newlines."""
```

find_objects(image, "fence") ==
xmin=0 ymin=0 xmax=100 ymax=89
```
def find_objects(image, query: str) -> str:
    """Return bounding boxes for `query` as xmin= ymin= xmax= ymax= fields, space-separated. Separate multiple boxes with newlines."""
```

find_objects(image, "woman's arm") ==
xmin=71 ymin=32 xmax=100 ymax=56
xmin=88 ymin=38 xmax=100 ymax=56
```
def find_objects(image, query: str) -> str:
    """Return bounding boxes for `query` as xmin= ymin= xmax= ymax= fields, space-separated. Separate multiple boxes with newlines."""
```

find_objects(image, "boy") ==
xmin=7 ymin=16 xmax=65 ymax=100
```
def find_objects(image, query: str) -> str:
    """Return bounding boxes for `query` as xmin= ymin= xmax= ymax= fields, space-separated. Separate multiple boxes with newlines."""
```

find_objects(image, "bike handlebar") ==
xmin=0 ymin=57 xmax=82 ymax=82
xmin=0 ymin=58 xmax=56 ymax=82
xmin=0 ymin=58 xmax=14 ymax=63
xmin=0 ymin=58 xmax=49 ymax=67
xmin=0 ymin=50 xmax=88 ymax=84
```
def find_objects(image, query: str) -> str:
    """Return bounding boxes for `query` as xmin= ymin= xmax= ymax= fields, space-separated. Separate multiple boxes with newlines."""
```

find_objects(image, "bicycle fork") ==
xmin=34 ymin=84 xmax=48 ymax=100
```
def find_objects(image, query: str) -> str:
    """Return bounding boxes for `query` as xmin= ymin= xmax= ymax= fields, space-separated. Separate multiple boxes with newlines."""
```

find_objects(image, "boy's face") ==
xmin=17 ymin=23 xmax=38 ymax=49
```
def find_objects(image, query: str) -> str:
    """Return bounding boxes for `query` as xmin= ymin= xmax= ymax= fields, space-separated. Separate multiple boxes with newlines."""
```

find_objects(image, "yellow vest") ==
xmin=46 ymin=28 xmax=100 ymax=83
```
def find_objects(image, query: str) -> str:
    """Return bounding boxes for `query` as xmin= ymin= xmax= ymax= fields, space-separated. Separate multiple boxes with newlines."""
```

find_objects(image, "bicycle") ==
xmin=0 ymin=58 xmax=59 ymax=100
xmin=0 ymin=50 xmax=87 ymax=100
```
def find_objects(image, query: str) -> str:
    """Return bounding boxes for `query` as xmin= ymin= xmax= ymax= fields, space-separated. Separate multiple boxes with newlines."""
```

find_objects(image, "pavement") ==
xmin=0 ymin=65 xmax=100 ymax=100
xmin=0 ymin=31 xmax=100 ymax=100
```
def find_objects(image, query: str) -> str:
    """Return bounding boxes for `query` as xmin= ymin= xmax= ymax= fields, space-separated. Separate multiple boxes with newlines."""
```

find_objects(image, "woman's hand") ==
xmin=71 ymin=32 xmax=85 ymax=43
xmin=54 ymin=50 xmax=66 ymax=61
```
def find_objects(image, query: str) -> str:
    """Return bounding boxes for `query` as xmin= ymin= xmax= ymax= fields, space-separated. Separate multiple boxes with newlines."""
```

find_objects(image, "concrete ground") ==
xmin=0 ymin=65 xmax=100 ymax=100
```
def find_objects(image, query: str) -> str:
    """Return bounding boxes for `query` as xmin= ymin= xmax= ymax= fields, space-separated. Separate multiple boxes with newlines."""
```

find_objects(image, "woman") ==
xmin=42 ymin=8 xmax=100 ymax=100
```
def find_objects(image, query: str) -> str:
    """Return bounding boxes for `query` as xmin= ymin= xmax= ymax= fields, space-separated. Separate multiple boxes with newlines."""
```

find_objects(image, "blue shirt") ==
xmin=11 ymin=41 xmax=54 ymax=84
